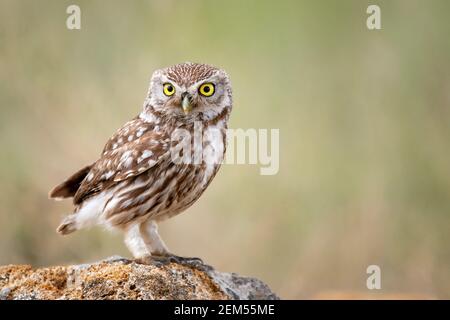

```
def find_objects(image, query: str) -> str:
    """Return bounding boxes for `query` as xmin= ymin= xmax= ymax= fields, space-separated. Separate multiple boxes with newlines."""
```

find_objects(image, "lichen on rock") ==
xmin=0 ymin=256 xmax=278 ymax=300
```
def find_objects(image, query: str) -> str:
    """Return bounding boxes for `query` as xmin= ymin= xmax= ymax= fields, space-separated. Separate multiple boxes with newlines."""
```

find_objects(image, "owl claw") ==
xmin=133 ymin=256 xmax=159 ymax=266
xmin=134 ymin=254 xmax=203 ymax=266
xmin=133 ymin=254 xmax=172 ymax=266
xmin=171 ymin=255 xmax=204 ymax=265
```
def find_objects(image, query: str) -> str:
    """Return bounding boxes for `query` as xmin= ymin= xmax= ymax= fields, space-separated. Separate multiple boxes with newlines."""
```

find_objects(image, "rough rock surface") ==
xmin=0 ymin=256 xmax=278 ymax=300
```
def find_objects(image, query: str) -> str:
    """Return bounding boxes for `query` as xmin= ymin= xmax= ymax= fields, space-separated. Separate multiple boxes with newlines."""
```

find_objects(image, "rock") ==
xmin=0 ymin=256 xmax=279 ymax=300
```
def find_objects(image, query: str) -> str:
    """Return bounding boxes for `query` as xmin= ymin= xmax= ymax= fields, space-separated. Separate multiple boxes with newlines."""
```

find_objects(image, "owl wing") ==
xmin=102 ymin=116 xmax=155 ymax=154
xmin=73 ymin=131 xmax=171 ymax=205
xmin=49 ymin=116 xmax=162 ymax=202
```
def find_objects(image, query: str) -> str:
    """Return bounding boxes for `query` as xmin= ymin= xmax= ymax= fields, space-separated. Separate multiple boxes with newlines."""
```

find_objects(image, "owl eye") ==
xmin=199 ymin=83 xmax=215 ymax=97
xmin=163 ymin=83 xmax=175 ymax=96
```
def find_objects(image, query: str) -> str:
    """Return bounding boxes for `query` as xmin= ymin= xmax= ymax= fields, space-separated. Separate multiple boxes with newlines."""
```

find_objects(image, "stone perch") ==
xmin=0 ymin=257 xmax=279 ymax=300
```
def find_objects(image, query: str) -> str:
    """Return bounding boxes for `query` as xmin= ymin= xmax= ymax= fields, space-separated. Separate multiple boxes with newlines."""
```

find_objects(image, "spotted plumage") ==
xmin=49 ymin=62 xmax=232 ymax=260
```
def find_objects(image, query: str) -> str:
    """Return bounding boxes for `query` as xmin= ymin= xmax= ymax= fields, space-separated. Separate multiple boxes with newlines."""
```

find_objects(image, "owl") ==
xmin=49 ymin=62 xmax=232 ymax=263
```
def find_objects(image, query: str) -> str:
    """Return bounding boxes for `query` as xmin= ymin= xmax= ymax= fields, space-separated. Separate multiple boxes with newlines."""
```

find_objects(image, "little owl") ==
xmin=49 ymin=62 xmax=232 ymax=263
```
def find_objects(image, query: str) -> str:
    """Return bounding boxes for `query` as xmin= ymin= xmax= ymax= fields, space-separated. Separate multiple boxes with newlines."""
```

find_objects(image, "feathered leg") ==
xmin=139 ymin=220 xmax=170 ymax=256
xmin=135 ymin=219 xmax=203 ymax=265
xmin=124 ymin=223 xmax=150 ymax=259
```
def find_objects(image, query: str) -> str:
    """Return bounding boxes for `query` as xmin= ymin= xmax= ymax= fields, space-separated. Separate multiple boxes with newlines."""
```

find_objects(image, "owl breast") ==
xmin=156 ymin=121 xmax=227 ymax=220
xmin=102 ymin=120 xmax=227 ymax=226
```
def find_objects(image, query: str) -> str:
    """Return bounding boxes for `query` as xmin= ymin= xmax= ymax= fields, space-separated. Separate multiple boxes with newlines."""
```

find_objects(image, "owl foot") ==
xmin=133 ymin=254 xmax=172 ymax=266
xmin=165 ymin=255 xmax=204 ymax=266
xmin=134 ymin=254 xmax=203 ymax=267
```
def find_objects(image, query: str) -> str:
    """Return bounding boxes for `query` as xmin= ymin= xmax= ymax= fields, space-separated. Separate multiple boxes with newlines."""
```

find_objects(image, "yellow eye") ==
xmin=199 ymin=83 xmax=215 ymax=97
xmin=163 ymin=83 xmax=175 ymax=96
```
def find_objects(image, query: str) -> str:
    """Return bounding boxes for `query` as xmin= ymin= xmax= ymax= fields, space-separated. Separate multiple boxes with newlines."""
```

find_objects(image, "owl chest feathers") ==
xmin=167 ymin=118 xmax=227 ymax=205
xmin=191 ymin=119 xmax=227 ymax=188
xmin=98 ymin=117 xmax=227 ymax=225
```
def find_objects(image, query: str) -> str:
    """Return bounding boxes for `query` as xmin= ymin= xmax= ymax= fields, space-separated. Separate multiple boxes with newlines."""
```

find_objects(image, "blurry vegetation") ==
xmin=0 ymin=0 xmax=449 ymax=298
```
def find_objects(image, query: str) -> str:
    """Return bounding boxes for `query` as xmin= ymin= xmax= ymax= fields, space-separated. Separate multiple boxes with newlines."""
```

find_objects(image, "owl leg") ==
xmin=131 ymin=220 xmax=172 ymax=265
xmin=139 ymin=220 xmax=170 ymax=256
xmin=136 ymin=219 xmax=204 ymax=266
xmin=124 ymin=223 xmax=150 ymax=259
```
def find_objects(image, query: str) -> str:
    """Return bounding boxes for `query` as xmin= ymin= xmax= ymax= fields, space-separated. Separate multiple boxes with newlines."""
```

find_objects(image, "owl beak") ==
xmin=181 ymin=93 xmax=193 ymax=114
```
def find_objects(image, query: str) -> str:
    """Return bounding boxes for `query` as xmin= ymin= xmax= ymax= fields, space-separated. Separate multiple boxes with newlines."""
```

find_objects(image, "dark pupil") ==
xmin=203 ymin=86 xmax=210 ymax=93
xmin=167 ymin=85 xmax=173 ymax=92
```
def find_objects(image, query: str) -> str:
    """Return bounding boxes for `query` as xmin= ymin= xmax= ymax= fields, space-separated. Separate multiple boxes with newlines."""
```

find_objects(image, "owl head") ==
xmin=143 ymin=62 xmax=232 ymax=123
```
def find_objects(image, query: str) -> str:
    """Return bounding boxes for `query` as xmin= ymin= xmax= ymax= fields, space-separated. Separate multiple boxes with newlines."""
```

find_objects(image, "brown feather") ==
xmin=48 ymin=165 xmax=92 ymax=199
xmin=72 ymin=119 xmax=170 ymax=205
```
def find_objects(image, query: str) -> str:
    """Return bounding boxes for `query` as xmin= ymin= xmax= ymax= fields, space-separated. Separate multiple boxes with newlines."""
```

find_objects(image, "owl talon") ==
xmin=166 ymin=255 xmax=204 ymax=265
xmin=134 ymin=255 xmax=163 ymax=266
xmin=134 ymin=254 xmax=172 ymax=266
xmin=134 ymin=254 xmax=203 ymax=267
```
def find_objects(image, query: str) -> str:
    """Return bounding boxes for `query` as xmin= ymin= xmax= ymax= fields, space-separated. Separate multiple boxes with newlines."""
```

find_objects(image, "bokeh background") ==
xmin=1 ymin=0 xmax=449 ymax=299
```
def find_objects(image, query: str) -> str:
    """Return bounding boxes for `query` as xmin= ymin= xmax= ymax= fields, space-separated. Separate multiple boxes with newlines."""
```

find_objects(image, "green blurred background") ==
xmin=1 ymin=0 xmax=449 ymax=299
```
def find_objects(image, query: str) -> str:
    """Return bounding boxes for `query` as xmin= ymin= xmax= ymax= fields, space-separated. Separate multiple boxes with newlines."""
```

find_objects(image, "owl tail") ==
xmin=49 ymin=164 xmax=93 ymax=200
xmin=56 ymin=214 xmax=78 ymax=235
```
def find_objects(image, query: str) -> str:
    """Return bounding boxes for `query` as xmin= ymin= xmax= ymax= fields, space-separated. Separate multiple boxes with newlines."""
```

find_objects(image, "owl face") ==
xmin=145 ymin=63 xmax=232 ymax=122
